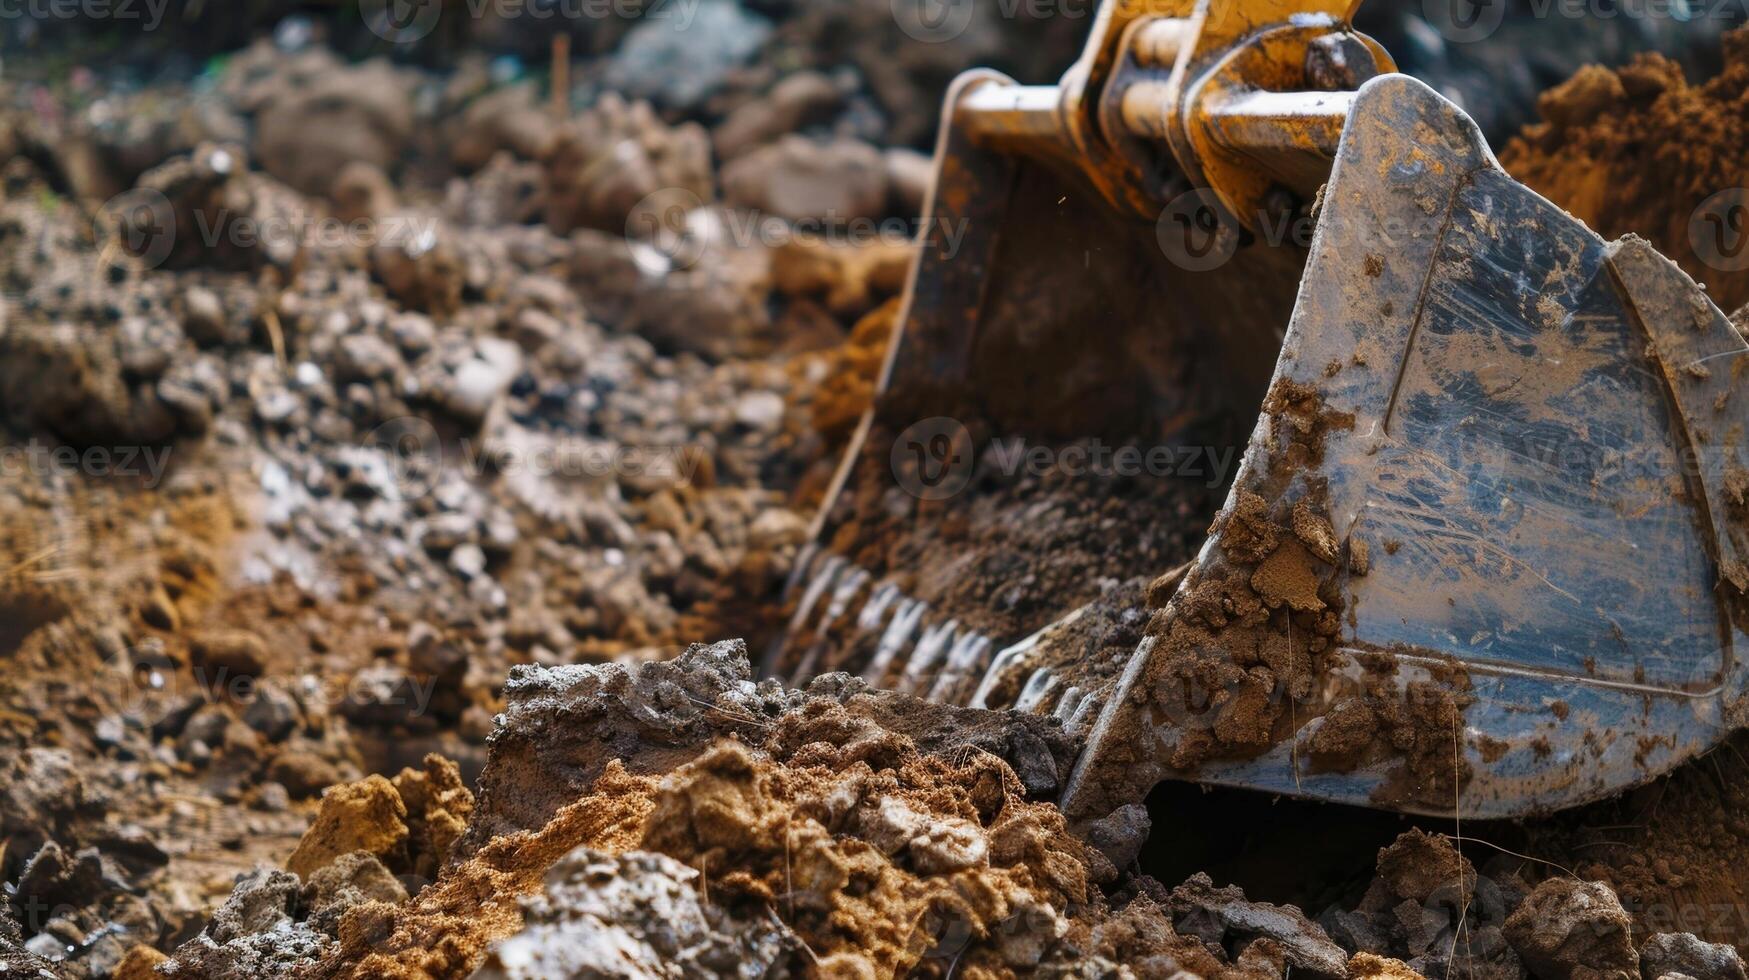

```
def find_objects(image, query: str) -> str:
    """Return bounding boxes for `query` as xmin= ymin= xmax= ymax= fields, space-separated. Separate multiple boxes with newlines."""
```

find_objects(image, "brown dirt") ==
xmin=319 ymin=706 xmax=1114 ymax=978
xmin=279 ymin=657 xmax=1405 ymax=980
xmin=1499 ymin=27 xmax=1749 ymax=310
xmin=984 ymin=576 xmax=1154 ymax=711
xmin=805 ymin=297 xmax=901 ymax=449
xmin=829 ymin=424 xmax=1225 ymax=645
xmin=329 ymin=762 xmax=656 ymax=979
xmin=1501 ymin=737 xmax=1749 ymax=955
xmin=12 ymin=17 xmax=1749 ymax=980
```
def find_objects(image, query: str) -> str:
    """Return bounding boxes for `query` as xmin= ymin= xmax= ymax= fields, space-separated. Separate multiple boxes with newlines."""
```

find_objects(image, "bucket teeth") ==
xmin=771 ymin=544 xmax=1143 ymax=742
xmin=862 ymin=596 xmax=928 ymax=685
xmin=773 ymin=549 xmax=1077 ymax=712
xmin=1013 ymin=669 xmax=1061 ymax=714
xmin=923 ymin=631 xmax=994 ymax=702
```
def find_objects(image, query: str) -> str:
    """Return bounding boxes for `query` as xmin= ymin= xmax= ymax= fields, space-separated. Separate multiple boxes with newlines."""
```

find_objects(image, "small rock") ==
xmin=450 ymin=543 xmax=488 ymax=579
xmin=1640 ymin=934 xmax=1748 ymax=980
xmin=255 ymin=781 xmax=291 ymax=812
xmin=242 ymin=685 xmax=301 ymax=741
xmin=733 ymin=391 xmax=785 ymax=432
xmin=141 ymin=584 xmax=180 ymax=631
xmin=340 ymin=664 xmax=429 ymax=727
xmin=722 ymin=136 xmax=888 ymax=223
xmin=714 ymin=71 xmax=844 ymax=160
xmin=408 ymin=623 xmax=468 ymax=683
xmin=188 ymin=629 xmax=268 ymax=680
xmin=602 ymin=0 xmax=774 ymax=111
xmin=419 ymin=513 xmax=478 ymax=554
xmin=334 ymin=332 xmax=404 ymax=383
xmin=303 ymin=850 xmax=407 ymax=922
xmin=181 ymin=287 xmax=228 ymax=347
xmin=1504 ymin=879 xmax=1639 ymax=980
xmin=207 ymin=866 xmax=301 ymax=943
xmin=284 ymin=774 xmax=409 ymax=878
xmin=859 ymin=795 xmax=987 ymax=874
xmin=331 ymin=160 xmax=399 ymax=223
xmin=268 ymin=751 xmax=342 ymax=800
xmin=1167 ymin=873 xmax=1350 ymax=979
xmin=443 ymin=338 xmax=522 ymax=427
xmin=1082 ymin=804 xmax=1150 ymax=871
xmin=472 ymin=847 xmax=796 ymax=979
xmin=509 ymin=307 xmax=564 ymax=352
xmin=1350 ymin=952 xmax=1426 ymax=980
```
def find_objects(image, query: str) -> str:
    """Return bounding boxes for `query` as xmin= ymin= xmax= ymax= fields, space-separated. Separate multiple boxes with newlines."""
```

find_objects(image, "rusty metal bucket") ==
xmin=770 ymin=0 xmax=1749 ymax=820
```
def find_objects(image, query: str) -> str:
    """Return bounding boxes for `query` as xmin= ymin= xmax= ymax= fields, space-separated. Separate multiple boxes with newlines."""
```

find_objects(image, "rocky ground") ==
xmin=1 ymin=5 xmax=1749 ymax=980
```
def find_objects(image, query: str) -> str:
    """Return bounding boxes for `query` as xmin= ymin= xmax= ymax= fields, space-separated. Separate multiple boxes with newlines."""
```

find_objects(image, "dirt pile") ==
xmin=0 ymin=26 xmax=912 ymax=972
xmin=1499 ymin=28 xmax=1749 ymax=310
xmin=151 ymin=643 xmax=1160 ymax=976
xmin=149 ymin=642 xmax=1749 ymax=980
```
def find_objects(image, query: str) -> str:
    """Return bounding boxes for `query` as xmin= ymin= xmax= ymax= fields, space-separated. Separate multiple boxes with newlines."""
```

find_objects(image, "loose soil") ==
xmin=826 ymin=424 xmax=1228 ymax=646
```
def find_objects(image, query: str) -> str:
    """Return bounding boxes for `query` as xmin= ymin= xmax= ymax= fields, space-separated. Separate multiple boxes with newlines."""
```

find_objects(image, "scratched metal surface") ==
xmin=1068 ymin=74 xmax=1749 ymax=820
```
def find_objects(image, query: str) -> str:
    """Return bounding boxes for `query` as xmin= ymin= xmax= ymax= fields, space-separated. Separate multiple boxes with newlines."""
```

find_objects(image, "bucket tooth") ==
xmin=895 ymin=619 xmax=961 ymax=695
xmin=1013 ymin=669 xmax=1062 ymax=715
xmin=862 ymin=597 xmax=928 ymax=685
xmin=925 ymin=630 xmax=996 ymax=704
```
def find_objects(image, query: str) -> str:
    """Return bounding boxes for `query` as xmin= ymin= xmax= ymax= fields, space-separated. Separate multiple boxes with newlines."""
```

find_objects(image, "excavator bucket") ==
xmin=1063 ymin=74 xmax=1749 ymax=820
xmin=769 ymin=1 xmax=1749 ymax=820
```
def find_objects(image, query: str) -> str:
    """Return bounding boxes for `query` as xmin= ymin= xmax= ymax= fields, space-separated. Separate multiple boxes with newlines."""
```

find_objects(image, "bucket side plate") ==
xmin=1067 ymin=74 xmax=1749 ymax=820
